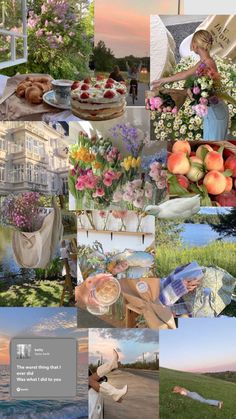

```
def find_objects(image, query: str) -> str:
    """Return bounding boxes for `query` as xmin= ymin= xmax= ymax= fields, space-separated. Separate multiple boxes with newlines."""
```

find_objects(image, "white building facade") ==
xmin=0 ymin=122 xmax=69 ymax=197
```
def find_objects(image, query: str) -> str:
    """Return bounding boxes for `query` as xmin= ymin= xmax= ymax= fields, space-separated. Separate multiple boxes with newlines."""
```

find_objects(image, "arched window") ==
xmin=0 ymin=0 xmax=27 ymax=69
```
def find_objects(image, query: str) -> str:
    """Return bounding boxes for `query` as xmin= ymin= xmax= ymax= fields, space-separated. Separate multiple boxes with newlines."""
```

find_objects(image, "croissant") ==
xmin=34 ymin=81 xmax=52 ymax=93
xmin=26 ymin=76 xmax=51 ymax=83
xmin=25 ymin=86 xmax=44 ymax=104
xmin=16 ymin=81 xmax=32 ymax=97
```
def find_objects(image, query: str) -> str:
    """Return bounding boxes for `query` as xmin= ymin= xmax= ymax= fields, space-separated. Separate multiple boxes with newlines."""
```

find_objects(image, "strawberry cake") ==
xmin=70 ymin=77 xmax=127 ymax=120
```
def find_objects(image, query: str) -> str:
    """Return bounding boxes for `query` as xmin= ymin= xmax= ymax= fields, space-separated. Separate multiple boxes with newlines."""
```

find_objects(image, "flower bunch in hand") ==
xmin=151 ymin=56 xmax=236 ymax=140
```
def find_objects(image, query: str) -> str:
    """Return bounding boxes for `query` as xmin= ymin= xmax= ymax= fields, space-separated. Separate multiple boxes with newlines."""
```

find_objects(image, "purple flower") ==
xmin=209 ymin=96 xmax=219 ymax=105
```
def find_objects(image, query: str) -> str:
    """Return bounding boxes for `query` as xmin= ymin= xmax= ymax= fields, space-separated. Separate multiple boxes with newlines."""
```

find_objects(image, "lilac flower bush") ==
xmin=1 ymin=192 xmax=44 ymax=232
xmin=2 ymin=0 xmax=93 ymax=78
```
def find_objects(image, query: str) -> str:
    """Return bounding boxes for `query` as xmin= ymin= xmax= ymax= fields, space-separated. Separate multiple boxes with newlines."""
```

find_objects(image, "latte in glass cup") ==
xmin=95 ymin=277 xmax=121 ymax=306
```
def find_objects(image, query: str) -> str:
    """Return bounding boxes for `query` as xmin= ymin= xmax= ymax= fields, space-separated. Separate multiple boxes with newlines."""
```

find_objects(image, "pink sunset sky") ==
xmin=160 ymin=318 xmax=236 ymax=373
xmin=95 ymin=0 xmax=181 ymax=57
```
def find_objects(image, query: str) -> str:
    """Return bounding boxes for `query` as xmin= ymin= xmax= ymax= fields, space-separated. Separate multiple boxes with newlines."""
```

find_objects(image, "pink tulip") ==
xmin=103 ymin=177 xmax=113 ymax=187
xmin=93 ymin=188 xmax=105 ymax=197
xmin=76 ymin=178 xmax=85 ymax=190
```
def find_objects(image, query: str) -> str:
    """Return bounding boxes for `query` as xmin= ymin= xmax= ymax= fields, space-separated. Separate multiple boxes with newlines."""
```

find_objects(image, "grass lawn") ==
xmin=0 ymin=280 xmax=72 ymax=307
xmin=160 ymin=368 xmax=236 ymax=418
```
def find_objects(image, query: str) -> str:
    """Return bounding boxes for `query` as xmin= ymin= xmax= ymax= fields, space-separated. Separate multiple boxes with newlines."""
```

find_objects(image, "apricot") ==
xmin=167 ymin=152 xmax=190 ymax=175
xmin=224 ymin=177 xmax=233 ymax=192
xmin=196 ymin=144 xmax=213 ymax=159
xmin=172 ymin=140 xmax=191 ymax=155
xmin=176 ymin=175 xmax=189 ymax=189
xmin=187 ymin=156 xmax=205 ymax=181
xmin=203 ymin=171 xmax=227 ymax=195
xmin=204 ymin=151 xmax=224 ymax=172
xmin=224 ymin=155 xmax=236 ymax=177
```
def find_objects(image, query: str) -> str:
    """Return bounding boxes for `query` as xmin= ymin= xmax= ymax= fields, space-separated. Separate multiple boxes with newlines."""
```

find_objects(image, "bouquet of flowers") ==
xmin=145 ymin=91 xmax=178 ymax=114
xmin=69 ymin=132 xmax=124 ymax=209
xmin=112 ymin=159 xmax=167 ymax=212
xmin=151 ymin=56 xmax=236 ymax=140
xmin=1 ymin=192 xmax=43 ymax=232
xmin=109 ymin=123 xmax=151 ymax=157
xmin=184 ymin=63 xmax=224 ymax=117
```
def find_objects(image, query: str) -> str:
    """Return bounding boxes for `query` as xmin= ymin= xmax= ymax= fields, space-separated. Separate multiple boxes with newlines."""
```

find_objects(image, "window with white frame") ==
xmin=0 ymin=163 xmax=5 ymax=181
xmin=0 ymin=0 xmax=27 ymax=69
xmin=0 ymin=137 xmax=5 ymax=150
xmin=26 ymin=162 xmax=33 ymax=182
xmin=13 ymin=163 xmax=24 ymax=182
xmin=61 ymin=176 xmax=68 ymax=194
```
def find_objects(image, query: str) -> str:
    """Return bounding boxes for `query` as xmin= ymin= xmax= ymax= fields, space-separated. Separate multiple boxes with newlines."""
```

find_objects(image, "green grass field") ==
xmin=160 ymin=368 xmax=236 ymax=418
xmin=156 ymin=242 xmax=236 ymax=278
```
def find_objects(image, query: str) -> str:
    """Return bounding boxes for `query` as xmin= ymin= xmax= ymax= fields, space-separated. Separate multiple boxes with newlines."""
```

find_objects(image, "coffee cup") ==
xmin=52 ymin=79 xmax=73 ymax=105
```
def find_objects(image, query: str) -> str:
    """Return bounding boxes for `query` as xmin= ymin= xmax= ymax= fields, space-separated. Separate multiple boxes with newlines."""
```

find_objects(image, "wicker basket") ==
xmin=146 ymin=88 xmax=188 ymax=110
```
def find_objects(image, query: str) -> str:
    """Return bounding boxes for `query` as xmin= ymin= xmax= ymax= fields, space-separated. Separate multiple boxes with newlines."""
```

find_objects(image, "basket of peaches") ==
xmin=166 ymin=140 xmax=236 ymax=206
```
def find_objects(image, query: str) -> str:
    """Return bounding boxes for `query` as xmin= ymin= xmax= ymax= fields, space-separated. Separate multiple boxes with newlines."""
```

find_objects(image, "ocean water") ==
xmin=0 ymin=365 xmax=88 ymax=419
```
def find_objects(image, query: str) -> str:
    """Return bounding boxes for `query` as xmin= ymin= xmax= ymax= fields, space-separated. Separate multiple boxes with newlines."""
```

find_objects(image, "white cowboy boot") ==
xmin=97 ymin=349 xmax=119 ymax=377
xmin=100 ymin=382 xmax=128 ymax=402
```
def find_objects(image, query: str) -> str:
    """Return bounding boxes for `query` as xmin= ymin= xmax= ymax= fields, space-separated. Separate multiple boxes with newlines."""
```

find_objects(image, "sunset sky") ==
xmin=0 ymin=308 xmax=87 ymax=365
xmin=89 ymin=328 xmax=159 ymax=365
xmin=160 ymin=318 xmax=236 ymax=373
xmin=95 ymin=0 xmax=181 ymax=57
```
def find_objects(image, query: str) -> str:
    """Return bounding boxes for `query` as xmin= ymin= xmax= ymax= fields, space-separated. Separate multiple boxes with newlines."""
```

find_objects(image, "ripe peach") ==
xmin=176 ymin=175 xmax=189 ymax=189
xmin=213 ymin=190 xmax=236 ymax=206
xmin=196 ymin=144 xmax=213 ymax=159
xmin=167 ymin=152 xmax=190 ymax=175
xmin=187 ymin=156 xmax=205 ymax=182
xmin=224 ymin=155 xmax=236 ymax=177
xmin=204 ymin=151 xmax=224 ymax=172
xmin=224 ymin=177 xmax=233 ymax=192
xmin=203 ymin=171 xmax=227 ymax=195
xmin=172 ymin=140 xmax=191 ymax=155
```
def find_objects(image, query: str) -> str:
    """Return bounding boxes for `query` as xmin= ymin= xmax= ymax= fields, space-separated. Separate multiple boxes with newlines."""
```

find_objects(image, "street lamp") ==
xmin=178 ymin=0 xmax=181 ymax=15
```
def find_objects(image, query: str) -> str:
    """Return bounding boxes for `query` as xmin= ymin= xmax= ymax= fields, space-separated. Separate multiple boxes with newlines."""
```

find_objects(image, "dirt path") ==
xmin=104 ymin=369 xmax=159 ymax=419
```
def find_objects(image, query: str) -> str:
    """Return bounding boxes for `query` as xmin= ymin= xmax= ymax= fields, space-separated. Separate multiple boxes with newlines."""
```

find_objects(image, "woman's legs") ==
xmin=89 ymin=372 xmax=128 ymax=402
xmin=89 ymin=349 xmax=128 ymax=402
xmin=97 ymin=349 xmax=119 ymax=377
xmin=187 ymin=391 xmax=222 ymax=407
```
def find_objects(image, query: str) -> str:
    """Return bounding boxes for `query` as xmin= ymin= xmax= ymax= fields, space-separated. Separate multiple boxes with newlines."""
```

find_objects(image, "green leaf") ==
xmin=200 ymin=147 xmax=210 ymax=160
xmin=191 ymin=162 xmax=204 ymax=170
xmin=223 ymin=169 xmax=233 ymax=177
xmin=189 ymin=183 xmax=202 ymax=194
xmin=68 ymin=172 xmax=77 ymax=198
xmin=217 ymin=145 xmax=224 ymax=156
xmin=168 ymin=175 xmax=191 ymax=196
xmin=201 ymin=194 xmax=213 ymax=206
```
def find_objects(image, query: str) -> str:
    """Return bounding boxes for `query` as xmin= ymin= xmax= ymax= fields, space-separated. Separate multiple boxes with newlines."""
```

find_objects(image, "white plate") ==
xmin=43 ymin=90 xmax=71 ymax=110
